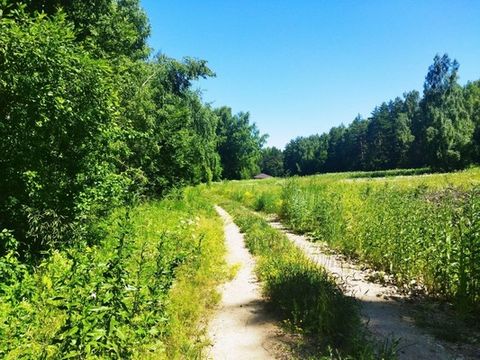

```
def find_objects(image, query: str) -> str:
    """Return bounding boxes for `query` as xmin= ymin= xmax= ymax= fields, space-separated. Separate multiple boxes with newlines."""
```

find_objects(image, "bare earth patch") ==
xmin=207 ymin=206 xmax=290 ymax=360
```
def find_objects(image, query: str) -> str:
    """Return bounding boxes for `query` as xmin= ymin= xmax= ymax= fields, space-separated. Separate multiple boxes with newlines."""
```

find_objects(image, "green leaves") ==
xmin=417 ymin=55 xmax=474 ymax=170
xmin=216 ymin=107 xmax=266 ymax=179
xmin=0 ymin=9 xmax=126 ymax=252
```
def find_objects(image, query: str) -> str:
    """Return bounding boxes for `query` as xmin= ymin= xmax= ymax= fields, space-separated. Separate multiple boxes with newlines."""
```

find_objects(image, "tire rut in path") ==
xmin=207 ymin=206 xmax=286 ymax=360
xmin=267 ymin=220 xmax=455 ymax=360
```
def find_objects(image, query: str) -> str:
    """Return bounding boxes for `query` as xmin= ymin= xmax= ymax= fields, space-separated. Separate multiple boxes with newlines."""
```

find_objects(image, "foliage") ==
xmin=0 ymin=10 xmax=127 ymax=253
xmin=282 ymin=54 xmax=480 ymax=176
xmin=0 ymin=4 xmax=265 ymax=255
xmin=0 ymin=4 xmax=258 ymax=358
xmin=117 ymin=55 xmax=222 ymax=195
xmin=0 ymin=189 xmax=227 ymax=359
xmin=260 ymin=146 xmax=284 ymax=177
xmin=417 ymin=54 xmax=473 ymax=169
xmin=284 ymin=134 xmax=329 ymax=175
xmin=8 ymin=0 xmax=151 ymax=60
xmin=216 ymin=107 xmax=267 ymax=179
xmin=464 ymin=80 xmax=480 ymax=162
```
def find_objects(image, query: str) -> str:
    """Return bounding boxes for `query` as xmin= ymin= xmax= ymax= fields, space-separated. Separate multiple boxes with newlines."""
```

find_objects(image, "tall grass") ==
xmin=208 ymin=167 xmax=480 ymax=315
xmin=0 ymin=187 xmax=227 ymax=359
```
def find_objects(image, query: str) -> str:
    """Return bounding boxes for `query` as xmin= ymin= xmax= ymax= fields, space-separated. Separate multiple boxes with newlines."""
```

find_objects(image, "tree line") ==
xmin=0 ymin=1 xmax=265 ymax=255
xmin=261 ymin=54 xmax=480 ymax=176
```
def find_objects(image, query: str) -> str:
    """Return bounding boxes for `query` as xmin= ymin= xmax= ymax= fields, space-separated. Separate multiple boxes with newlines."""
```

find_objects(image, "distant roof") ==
xmin=253 ymin=173 xmax=272 ymax=179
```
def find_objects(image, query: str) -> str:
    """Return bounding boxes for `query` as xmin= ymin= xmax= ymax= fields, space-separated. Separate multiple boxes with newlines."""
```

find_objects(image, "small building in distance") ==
xmin=253 ymin=173 xmax=272 ymax=180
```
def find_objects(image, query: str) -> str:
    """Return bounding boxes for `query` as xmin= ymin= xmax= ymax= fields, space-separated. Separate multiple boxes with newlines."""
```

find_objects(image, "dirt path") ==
xmin=268 ymin=220 xmax=455 ymax=360
xmin=207 ymin=206 xmax=286 ymax=360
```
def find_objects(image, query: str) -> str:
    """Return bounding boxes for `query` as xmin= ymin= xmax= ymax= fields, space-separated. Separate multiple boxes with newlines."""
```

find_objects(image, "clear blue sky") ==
xmin=140 ymin=0 xmax=480 ymax=149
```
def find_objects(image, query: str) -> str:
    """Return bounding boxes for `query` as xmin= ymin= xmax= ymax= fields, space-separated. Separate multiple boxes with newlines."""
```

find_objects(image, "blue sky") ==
xmin=140 ymin=0 xmax=480 ymax=148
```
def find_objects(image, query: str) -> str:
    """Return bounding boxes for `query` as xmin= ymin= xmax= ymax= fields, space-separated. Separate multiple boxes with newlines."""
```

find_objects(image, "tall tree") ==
xmin=216 ymin=107 xmax=266 ymax=179
xmin=464 ymin=80 xmax=480 ymax=163
xmin=260 ymin=147 xmax=284 ymax=177
xmin=325 ymin=125 xmax=347 ymax=172
xmin=283 ymin=134 xmax=328 ymax=175
xmin=117 ymin=55 xmax=219 ymax=195
xmin=419 ymin=54 xmax=473 ymax=169
xmin=343 ymin=115 xmax=369 ymax=171
xmin=365 ymin=102 xmax=395 ymax=170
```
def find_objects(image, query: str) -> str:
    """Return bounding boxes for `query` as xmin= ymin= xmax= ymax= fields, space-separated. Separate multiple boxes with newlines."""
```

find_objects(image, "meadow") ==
xmin=206 ymin=167 xmax=480 ymax=316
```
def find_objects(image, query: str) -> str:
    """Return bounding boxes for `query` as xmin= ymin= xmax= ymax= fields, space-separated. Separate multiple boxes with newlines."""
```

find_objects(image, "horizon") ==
xmin=141 ymin=1 xmax=480 ymax=149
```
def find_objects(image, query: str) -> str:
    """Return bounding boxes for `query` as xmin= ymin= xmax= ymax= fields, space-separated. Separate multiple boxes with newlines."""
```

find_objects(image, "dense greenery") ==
xmin=209 ymin=168 xmax=480 ymax=315
xmin=260 ymin=146 xmax=285 ymax=176
xmin=216 ymin=107 xmax=266 ymax=179
xmin=2 ymin=2 xmax=480 ymax=358
xmin=0 ymin=3 xmax=259 ymax=358
xmin=0 ymin=3 xmax=265 ymax=254
xmin=0 ymin=188 xmax=227 ymax=359
xmin=280 ymin=55 xmax=480 ymax=175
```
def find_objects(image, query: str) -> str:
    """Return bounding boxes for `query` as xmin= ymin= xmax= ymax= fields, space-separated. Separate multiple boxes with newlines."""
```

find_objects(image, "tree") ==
xmin=419 ymin=54 xmax=473 ymax=169
xmin=116 ymin=55 xmax=220 ymax=195
xmin=365 ymin=103 xmax=395 ymax=170
xmin=260 ymin=147 xmax=284 ymax=177
xmin=362 ymin=94 xmax=419 ymax=170
xmin=464 ymin=81 xmax=480 ymax=163
xmin=325 ymin=125 xmax=347 ymax=172
xmin=6 ymin=0 xmax=151 ymax=60
xmin=283 ymin=134 xmax=328 ymax=175
xmin=216 ymin=107 xmax=266 ymax=179
xmin=0 ymin=10 xmax=125 ymax=252
xmin=342 ymin=115 xmax=368 ymax=171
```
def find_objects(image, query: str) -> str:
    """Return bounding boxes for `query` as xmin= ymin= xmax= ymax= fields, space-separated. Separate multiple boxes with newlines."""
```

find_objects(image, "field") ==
xmin=205 ymin=167 xmax=480 ymax=315
xmin=2 ymin=168 xmax=480 ymax=359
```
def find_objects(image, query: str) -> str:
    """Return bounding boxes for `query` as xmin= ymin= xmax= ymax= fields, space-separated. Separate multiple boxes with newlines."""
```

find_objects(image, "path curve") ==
xmin=268 ymin=220 xmax=454 ymax=360
xmin=207 ymin=206 xmax=284 ymax=360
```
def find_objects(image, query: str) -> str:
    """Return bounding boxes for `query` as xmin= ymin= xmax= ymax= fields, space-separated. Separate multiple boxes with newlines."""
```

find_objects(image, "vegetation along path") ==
xmin=267 ymin=220 xmax=456 ymax=360
xmin=207 ymin=206 xmax=286 ymax=359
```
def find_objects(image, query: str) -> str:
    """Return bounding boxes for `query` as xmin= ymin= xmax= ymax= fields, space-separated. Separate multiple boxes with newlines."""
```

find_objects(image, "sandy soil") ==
xmin=207 ymin=206 xmax=288 ymax=360
xmin=268 ymin=221 xmax=456 ymax=360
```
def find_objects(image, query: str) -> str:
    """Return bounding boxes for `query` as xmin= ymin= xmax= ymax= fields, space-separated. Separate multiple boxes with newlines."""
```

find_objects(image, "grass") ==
xmin=3 ymin=167 xmax=479 ymax=358
xmin=205 ymin=167 xmax=480 ymax=317
xmin=218 ymin=200 xmax=385 ymax=359
xmin=0 ymin=187 xmax=227 ymax=359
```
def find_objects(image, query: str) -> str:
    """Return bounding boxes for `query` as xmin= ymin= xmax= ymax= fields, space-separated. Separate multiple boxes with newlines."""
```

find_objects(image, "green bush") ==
xmin=0 ymin=10 xmax=127 ymax=254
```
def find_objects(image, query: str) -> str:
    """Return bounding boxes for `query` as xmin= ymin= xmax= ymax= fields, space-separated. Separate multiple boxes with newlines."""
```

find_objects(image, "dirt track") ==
xmin=208 ymin=206 xmax=468 ymax=359
xmin=207 ymin=206 xmax=286 ymax=360
xmin=268 ymin=220 xmax=454 ymax=360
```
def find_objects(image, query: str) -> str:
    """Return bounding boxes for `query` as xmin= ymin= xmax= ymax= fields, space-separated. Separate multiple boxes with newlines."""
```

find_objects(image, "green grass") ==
xmin=0 ymin=187 xmax=227 ymax=359
xmin=219 ymin=201 xmax=383 ymax=359
xmin=205 ymin=167 xmax=480 ymax=316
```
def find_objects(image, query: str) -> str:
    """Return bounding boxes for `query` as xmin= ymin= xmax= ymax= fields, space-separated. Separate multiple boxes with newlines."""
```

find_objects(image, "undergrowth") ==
xmin=0 ymin=187 xmax=226 ymax=359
